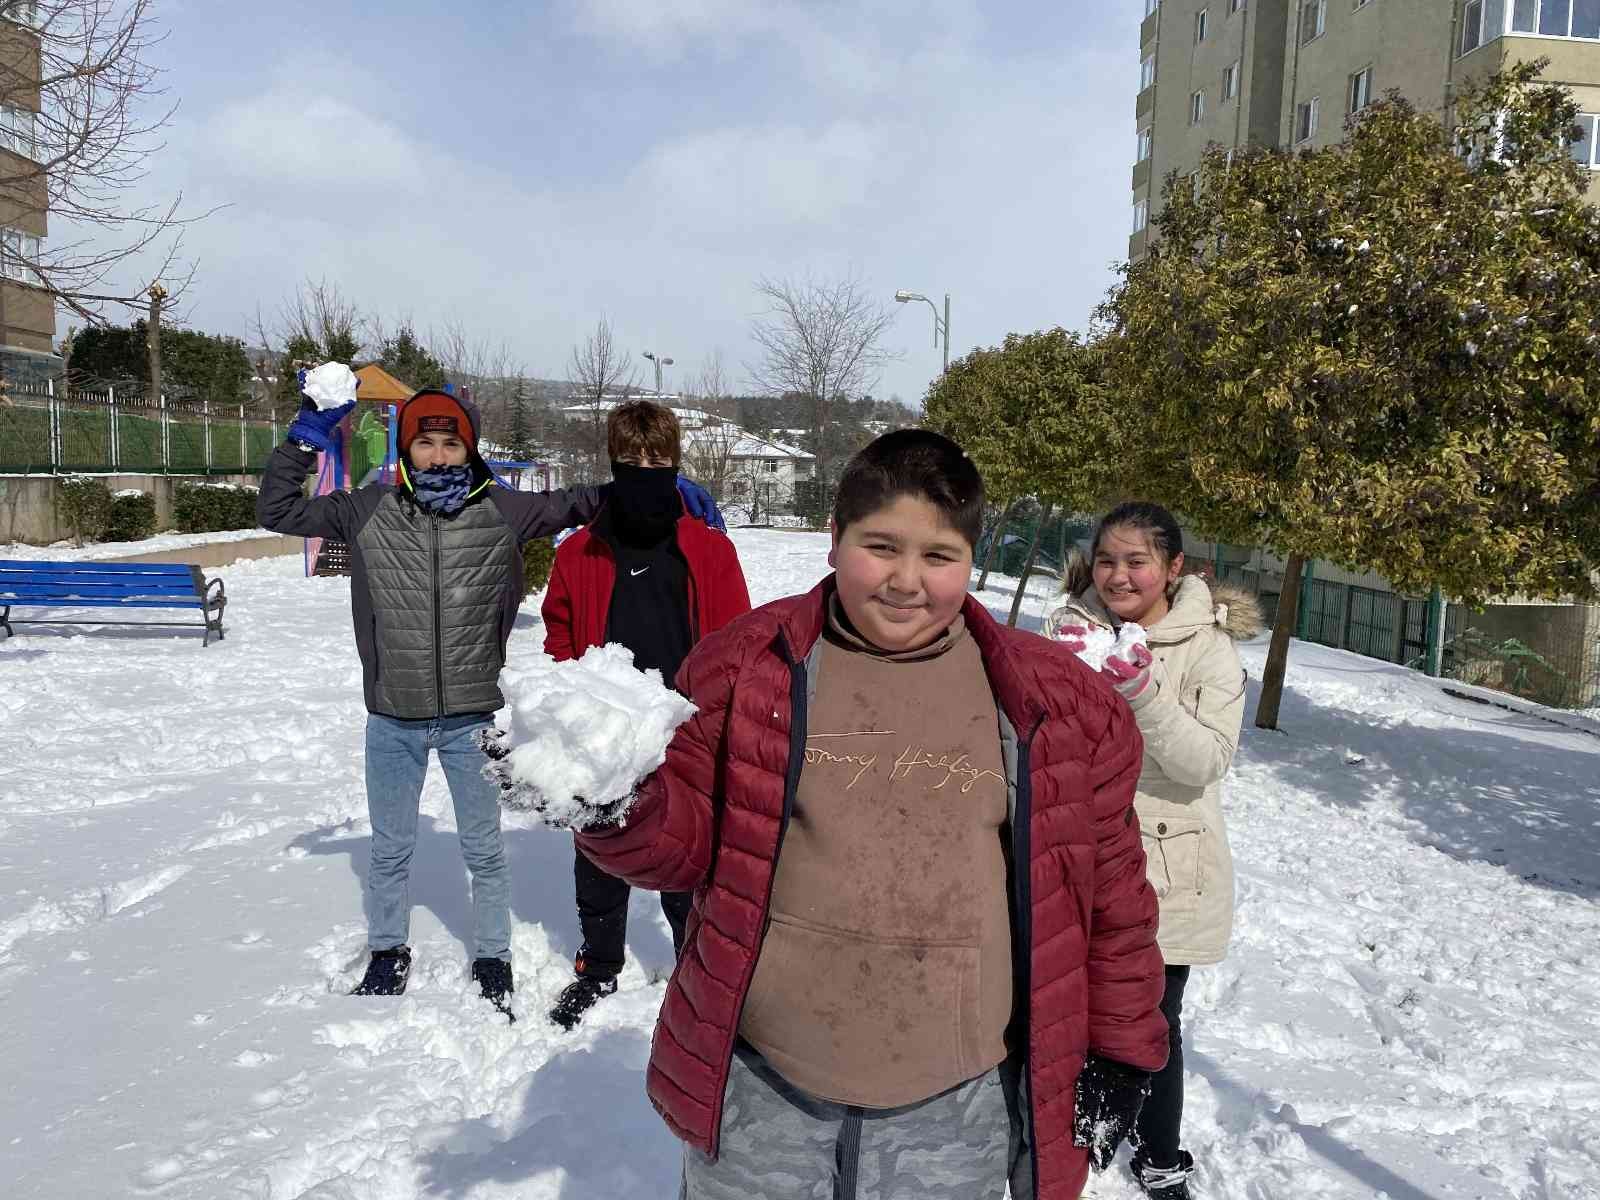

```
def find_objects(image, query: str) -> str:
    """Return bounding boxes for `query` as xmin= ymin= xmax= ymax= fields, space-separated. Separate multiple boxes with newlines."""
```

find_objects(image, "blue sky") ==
xmin=113 ymin=0 xmax=1142 ymax=405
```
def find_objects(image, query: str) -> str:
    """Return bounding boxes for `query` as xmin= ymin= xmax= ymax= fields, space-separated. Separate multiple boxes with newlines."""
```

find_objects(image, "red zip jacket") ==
xmin=576 ymin=579 xmax=1168 ymax=1200
xmin=541 ymin=511 xmax=752 ymax=666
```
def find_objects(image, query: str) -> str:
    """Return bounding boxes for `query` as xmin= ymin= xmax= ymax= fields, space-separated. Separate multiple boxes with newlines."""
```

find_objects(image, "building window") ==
xmin=1137 ymin=125 xmax=1153 ymax=162
xmin=1 ymin=227 xmax=41 ymax=281
xmin=1348 ymin=66 xmax=1373 ymax=113
xmin=1570 ymin=112 xmax=1599 ymax=166
xmin=1503 ymin=0 xmax=1600 ymax=37
xmin=1145 ymin=0 xmax=1160 ymax=15
xmin=0 ymin=2 xmax=41 ymax=28
xmin=1223 ymin=61 xmax=1240 ymax=100
xmin=1195 ymin=7 xmax=1208 ymax=41
xmin=0 ymin=105 xmax=35 ymax=159
xmin=1230 ymin=0 xmax=1246 ymax=13
xmin=1140 ymin=53 xmax=1156 ymax=91
xmin=1301 ymin=0 xmax=1327 ymax=42
xmin=1133 ymin=198 xmax=1149 ymax=232
xmin=1190 ymin=90 xmax=1205 ymax=124
xmin=1354 ymin=0 xmax=1373 ymax=8
xmin=763 ymin=459 xmax=779 ymax=474
xmin=1295 ymin=97 xmax=1320 ymax=143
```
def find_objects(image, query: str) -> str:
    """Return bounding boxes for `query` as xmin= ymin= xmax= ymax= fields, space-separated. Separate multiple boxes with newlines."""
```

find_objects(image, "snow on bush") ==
xmin=481 ymin=644 xmax=696 ymax=830
xmin=1060 ymin=621 xmax=1149 ymax=671
xmin=301 ymin=362 xmax=358 ymax=410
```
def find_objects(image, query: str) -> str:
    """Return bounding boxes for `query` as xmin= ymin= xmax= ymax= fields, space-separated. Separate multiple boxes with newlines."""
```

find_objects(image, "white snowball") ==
xmin=301 ymin=362 xmax=359 ymax=411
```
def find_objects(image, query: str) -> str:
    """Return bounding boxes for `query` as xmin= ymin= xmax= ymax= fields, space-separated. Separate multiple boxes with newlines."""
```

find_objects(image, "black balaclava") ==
xmin=609 ymin=461 xmax=681 ymax=546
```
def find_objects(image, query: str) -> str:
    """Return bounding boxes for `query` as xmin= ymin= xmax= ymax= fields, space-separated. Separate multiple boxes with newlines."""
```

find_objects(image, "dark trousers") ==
xmin=574 ymin=843 xmax=691 ymax=978
xmin=1136 ymin=964 xmax=1191 ymax=1166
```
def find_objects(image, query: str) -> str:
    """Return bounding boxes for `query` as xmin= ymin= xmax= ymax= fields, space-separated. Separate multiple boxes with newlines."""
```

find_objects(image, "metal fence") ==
xmin=1219 ymin=561 xmax=1600 ymax=711
xmin=0 ymin=380 xmax=280 ymax=475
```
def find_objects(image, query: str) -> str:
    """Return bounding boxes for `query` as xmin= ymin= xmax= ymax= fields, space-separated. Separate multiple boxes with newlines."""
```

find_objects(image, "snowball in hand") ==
xmin=483 ymin=644 xmax=697 ymax=830
xmin=301 ymin=362 xmax=359 ymax=410
xmin=1065 ymin=622 xmax=1149 ymax=671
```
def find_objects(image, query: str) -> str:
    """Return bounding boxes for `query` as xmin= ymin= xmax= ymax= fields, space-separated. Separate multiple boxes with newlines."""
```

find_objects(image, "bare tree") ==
xmin=748 ymin=275 xmax=898 ymax=506
xmin=0 ymin=1 xmax=211 ymax=344
xmin=568 ymin=316 xmax=636 ymax=483
xmin=278 ymin=278 xmax=365 ymax=362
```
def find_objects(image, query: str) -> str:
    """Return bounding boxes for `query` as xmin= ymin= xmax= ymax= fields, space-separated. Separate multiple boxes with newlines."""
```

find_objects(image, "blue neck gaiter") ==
xmin=410 ymin=464 xmax=473 ymax=515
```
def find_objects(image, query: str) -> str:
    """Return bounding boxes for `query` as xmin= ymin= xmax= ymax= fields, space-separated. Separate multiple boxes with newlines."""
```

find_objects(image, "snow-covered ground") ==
xmin=1 ymin=529 xmax=1596 ymax=1199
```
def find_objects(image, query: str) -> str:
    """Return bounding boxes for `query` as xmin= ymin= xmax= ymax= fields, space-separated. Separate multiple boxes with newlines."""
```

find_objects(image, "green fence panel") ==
xmin=0 ymin=404 xmax=51 ymax=471
xmin=118 ymin=412 xmax=162 ymax=470
xmin=58 ymin=407 xmax=112 ymax=472
xmin=166 ymin=415 xmax=206 ymax=472
xmin=245 ymin=424 xmax=276 ymax=470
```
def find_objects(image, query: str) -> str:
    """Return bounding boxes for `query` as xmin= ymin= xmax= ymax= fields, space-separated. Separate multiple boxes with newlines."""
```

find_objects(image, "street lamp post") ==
xmin=642 ymin=350 xmax=674 ymax=396
xmin=894 ymin=289 xmax=950 ymax=374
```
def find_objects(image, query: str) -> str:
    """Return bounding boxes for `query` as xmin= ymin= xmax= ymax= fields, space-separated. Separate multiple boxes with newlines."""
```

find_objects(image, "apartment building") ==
xmin=0 ymin=1 xmax=54 ymax=382
xmin=1131 ymin=0 xmax=1600 ymax=259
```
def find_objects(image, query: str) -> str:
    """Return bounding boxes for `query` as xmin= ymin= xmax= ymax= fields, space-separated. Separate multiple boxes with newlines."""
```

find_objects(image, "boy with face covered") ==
xmin=539 ymin=400 xmax=751 ymax=1030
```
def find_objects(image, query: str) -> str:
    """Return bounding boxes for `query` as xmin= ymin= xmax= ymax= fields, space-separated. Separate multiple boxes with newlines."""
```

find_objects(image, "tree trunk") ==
xmin=1007 ymin=500 xmax=1054 ymax=627
xmin=1254 ymin=552 xmax=1305 ymax=730
xmin=975 ymin=499 xmax=1016 ymax=591
xmin=146 ymin=283 xmax=166 ymax=407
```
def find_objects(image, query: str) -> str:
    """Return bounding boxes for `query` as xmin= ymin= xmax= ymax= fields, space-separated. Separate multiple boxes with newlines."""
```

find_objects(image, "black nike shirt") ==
xmin=603 ymin=530 xmax=693 ymax=683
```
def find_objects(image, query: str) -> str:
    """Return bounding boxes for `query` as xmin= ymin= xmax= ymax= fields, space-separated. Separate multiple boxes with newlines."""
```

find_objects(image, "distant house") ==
xmin=559 ymin=399 xmax=815 ymax=516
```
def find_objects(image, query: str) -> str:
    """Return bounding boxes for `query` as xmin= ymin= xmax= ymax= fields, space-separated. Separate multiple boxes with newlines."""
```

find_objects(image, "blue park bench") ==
xmin=0 ymin=560 xmax=227 ymax=646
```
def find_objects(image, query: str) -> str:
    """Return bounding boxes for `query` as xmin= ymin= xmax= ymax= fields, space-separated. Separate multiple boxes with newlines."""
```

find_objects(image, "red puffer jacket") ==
xmin=540 ymin=511 xmax=751 ymax=662
xmin=577 ymin=579 xmax=1168 ymax=1199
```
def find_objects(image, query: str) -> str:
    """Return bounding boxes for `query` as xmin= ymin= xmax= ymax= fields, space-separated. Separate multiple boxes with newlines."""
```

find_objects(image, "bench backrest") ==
xmin=0 ymin=560 xmax=206 ymax=606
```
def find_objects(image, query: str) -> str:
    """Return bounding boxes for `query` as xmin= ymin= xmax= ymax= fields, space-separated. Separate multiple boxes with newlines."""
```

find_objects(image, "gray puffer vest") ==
xmin=258 ymin=443 xmax=604 ymax=719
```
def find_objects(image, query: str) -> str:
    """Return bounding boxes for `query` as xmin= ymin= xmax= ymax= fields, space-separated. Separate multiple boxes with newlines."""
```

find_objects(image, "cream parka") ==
xmin=1045 ymin=577 xmax=1261 ymax=965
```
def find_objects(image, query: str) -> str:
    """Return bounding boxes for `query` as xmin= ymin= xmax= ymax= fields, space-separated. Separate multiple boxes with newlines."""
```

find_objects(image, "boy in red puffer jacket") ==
xmin=540 ymin=400 xmax=750 ymax=1030
xmin=490 ymin=430 xmax=1167 ymax=1198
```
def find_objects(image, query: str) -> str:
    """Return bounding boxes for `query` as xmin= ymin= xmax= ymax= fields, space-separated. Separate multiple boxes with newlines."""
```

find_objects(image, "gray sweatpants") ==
xmin=682 ymin=1042 xmax=1035 ymax=1200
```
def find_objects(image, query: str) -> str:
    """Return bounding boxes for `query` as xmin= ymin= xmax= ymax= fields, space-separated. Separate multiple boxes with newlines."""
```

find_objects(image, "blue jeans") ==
xmin=363 ymin=712 xmax=511 ymax=961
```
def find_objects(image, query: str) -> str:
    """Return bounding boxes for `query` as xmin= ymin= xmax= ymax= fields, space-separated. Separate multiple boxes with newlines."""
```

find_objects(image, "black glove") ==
xmin=476 ymin=728 xmax=632 ymax=830
xmin=1073 ymin=1053 xmax=1152 ymax=1171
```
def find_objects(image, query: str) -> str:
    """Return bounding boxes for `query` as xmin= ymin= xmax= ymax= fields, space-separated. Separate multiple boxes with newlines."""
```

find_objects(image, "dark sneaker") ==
xmin=1132 ymin=1150 xmax=1195 ymax=1200
xmin=472 ymin=957 xmax=515 ymax=1021
xmin=351 ymin=946 xmax=411 ymax=996
xmin=548 ymin=974 xmax=618 ymax=1030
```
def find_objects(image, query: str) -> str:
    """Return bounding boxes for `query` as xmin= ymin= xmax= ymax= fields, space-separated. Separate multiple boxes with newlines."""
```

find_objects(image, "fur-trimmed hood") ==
xmin=1048 ymin=576 xmax=1263 ymax=644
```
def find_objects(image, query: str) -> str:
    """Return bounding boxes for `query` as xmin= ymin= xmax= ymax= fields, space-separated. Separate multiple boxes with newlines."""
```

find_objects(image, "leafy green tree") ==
xmin=926 ymin=328 xmax=1129 ymax=623
xmin=378 ymin=325 xmax=446 ymax=392
xmin=65 ymin=322 xmax=250 ymax=405
xmin=1099 ymin=62 xmax=1600 ymax=729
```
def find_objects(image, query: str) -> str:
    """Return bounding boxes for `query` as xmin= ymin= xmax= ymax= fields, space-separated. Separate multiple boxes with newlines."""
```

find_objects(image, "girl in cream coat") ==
xmin=1045 ymin=501 xmax=1261 ymax=1200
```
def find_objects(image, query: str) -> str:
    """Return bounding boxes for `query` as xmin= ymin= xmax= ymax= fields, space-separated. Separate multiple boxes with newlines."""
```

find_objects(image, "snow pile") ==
xmin=484 ymin=644 xmax=696 ymax=830
xmin=1061 ymin=621 xmax=1148 ymax=671
xmin=300 ymin=362 xmax=358 ymax=411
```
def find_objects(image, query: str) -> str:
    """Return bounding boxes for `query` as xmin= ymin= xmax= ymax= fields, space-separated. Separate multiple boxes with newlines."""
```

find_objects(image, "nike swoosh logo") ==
xmin=630 ymin=566 xmax=649 ymax=576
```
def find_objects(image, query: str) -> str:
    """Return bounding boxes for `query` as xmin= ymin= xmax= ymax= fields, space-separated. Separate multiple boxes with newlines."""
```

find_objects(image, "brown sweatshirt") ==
xmin=738 ymin=598 xmax=1013 ymax=1107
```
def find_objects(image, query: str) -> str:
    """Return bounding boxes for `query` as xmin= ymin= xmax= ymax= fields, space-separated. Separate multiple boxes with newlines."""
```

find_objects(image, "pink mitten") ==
xmin=1102 ymin=642 xmax=1154 ymax=701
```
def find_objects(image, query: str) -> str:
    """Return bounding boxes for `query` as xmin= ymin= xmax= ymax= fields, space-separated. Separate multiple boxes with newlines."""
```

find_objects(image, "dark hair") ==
xmin=1067 ymin=500 xmax=1185 ymax=596
xmin=607 ymin=400 xmax=682 ymax=467
xmin=832 ymin=429 xmax=985 ymax=546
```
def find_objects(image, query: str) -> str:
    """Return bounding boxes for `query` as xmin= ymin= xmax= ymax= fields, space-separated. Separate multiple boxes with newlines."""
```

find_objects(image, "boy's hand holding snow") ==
xmin=286 ymin=363 xmax=358 ymax=452
xmin=1056 ymin=623 xmax=1153 ymax=702
xmin=1072 ymin=1053 xmax=1152 ymax=1171
xmin=478 ymin=644 xmax=697 ymax=832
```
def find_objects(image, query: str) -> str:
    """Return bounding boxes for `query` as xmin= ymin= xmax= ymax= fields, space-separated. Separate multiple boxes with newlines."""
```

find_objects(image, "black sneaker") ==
xmin=351 ymin=946 xmax=411 ymax=996
xmin=548 ymin=974 xmax=618 ymax=1030
xmin=472 ymin=957 xmax=515 ymax=1021
xmin=1131 ymin=1150 xmax=1195 ymax=1200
